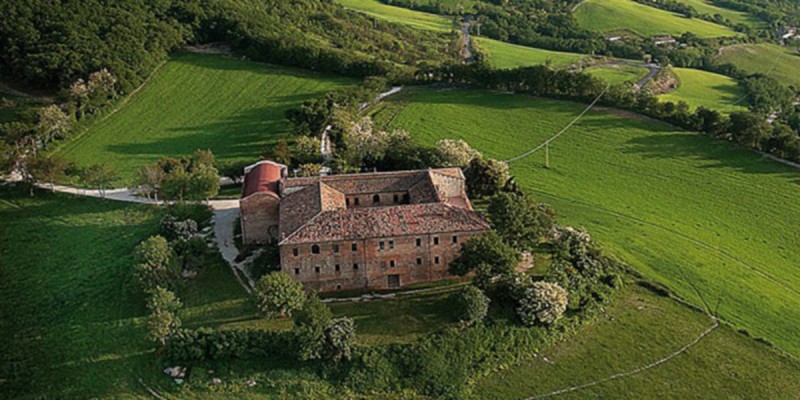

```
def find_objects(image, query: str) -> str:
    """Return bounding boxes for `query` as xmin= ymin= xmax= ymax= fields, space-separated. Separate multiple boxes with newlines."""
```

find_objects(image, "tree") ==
xmin=81 ymin=163 xmax=118 ymax=198
xmin=134 ymin=236 xmax=180 ymax=291
xmin=298 ymin=163 xmax=322 ymax=177
xmin=134 ymin=164 xmax=165 ymax=203
xmin=454 ymin=285 xmax=490 ymax=326
xmin=516 ymin=281 xmax=568 ymax=326
xmin=187 ymin=166 xmax=219 ymax=200
xmin=271 ymin=139 xmax=292 ymax=165
xmin=325 ymin=317 xmax=355 ymax=361
xmin=450 ymin=231 xmax=521 ymax=277
xmin=29 ymin=155 xmax=70 ymax=191
xmin=254 ymin=272 xmax=306 ymax=319
xmin=464 ymin=157 xmax=509 ymax=198
xmin=295 ymin=295 xmax=333 ymax=361
xmin=729 ymin=111 xmax=771 ymax=150
xmin=435 ymin=139 xmax=482 ymax=167
xmin=293 ymin=136 xmax=322 ymax=164
xmin=35 ymin=105 xmax=71 ymax=147
xmin=487 ymin=192 xmax=555 ymax=250
xmin=162 ymin=167 xmax=191 ymax=201
xmin=173 ymin=237 xmax=208 ymax=272
xmin=0 ymin=140 xmax=18 ymax=176
xmin=146 ymin=286 xmax=182 ymax=344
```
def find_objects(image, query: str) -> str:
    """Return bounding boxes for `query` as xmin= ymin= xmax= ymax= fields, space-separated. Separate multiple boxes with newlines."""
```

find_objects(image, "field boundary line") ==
xmin=525 ymin=318 xmax=719 ymax=399
xmin=504 ymin=85 xmax=608 ymax=164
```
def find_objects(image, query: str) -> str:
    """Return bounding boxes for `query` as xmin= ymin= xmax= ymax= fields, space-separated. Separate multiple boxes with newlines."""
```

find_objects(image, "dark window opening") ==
xmin=294 ymin=268 xmax=300 ymax=275
xmin=434 ymin=256 xmax=440 ymax=264
xmin=353 ymin=263 xmax=359 ymax=270
xmin=346 ymin=198 xmax=350 ymax=206
xmin=393 ymin=194 xmax=399 ymax=203
xmin=335 ymin=264 xmax=341 ymax=272
xmin=352 ymin=243 xmax=358 ymax=252
xmin=311 ymin=244 xmax=320 ymax=254
xmin=336 ymin=284 xmax=342 ymax=291
xmin=314 ymin=266 xmax=320 ymax=274
xmin=354 ymin=197 xmax=360 ymax=206
xmin=389 ymin=260 xmax=395 ymax=268
xmin=452 ymin=235 xmax=458 ymax=244
xmin=403 ymin=193 xmax=410 ymax=203
xmin=416 ymin=257 xmax=422 ymax=265
xmin=416 ymin=238 xmax=422 ymax=247
xmin=389 ymin=240 xmax=394 ymax=250
xmin=373 ymin=194 xmax=380 ymax=203
xmin=433 ymin=237 xmax=439 ymax=246
xmin=379 ymin=241 xmax=385 ymax=251
xmin=333 ymin=244 xmax=339 ymax=253
xmin=292 ymin=248 xmax=299 ymax=257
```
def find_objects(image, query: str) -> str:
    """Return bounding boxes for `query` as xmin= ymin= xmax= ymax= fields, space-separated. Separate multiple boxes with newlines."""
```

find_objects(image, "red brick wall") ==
xmin=240 ymin=193 xmax=280 ymax=244
xmin=280 ymin=229 xmax=485 ymax=292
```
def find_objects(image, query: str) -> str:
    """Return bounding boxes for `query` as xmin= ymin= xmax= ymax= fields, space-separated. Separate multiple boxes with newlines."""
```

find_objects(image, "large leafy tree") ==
xmin=487 ymin=192 xmax=555 ymax=251
xmin=254 ymin=272 xmax=306 ymax=319
xmin=450 ymin=231 xmax=521 ymax=277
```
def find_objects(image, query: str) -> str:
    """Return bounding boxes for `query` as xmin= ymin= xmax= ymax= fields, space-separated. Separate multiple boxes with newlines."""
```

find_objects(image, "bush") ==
xmin=254 ymin=272 xmax=306 ymax=319
xmin=159 ymin=214 xmax=198 ymax=241
xmin=165 ymin=203 xmax=213 ymax=230
xmin=450 ymin=231 xmax=521 ymax=277
xmin=295 ymin=295 xmax=334 ymax=361
xmin=145 ymin=286 xmax=182 ymax=344
xmin=164 ymin=328 xmax=296 ymax=362
xmin=454 ymin=286 xmax=490 ymax=326
xmin=464 ymin=157 xmax=509 ymax=198
xmin=133 ymin=235 xmax=180 ymax=291
xmin=488 ymin=192 xmax=556 ymax=251
xmin=516 ymin=281 xmax=568 ymax=326
xmin=173 ymin=237 xmax=210 ymax=272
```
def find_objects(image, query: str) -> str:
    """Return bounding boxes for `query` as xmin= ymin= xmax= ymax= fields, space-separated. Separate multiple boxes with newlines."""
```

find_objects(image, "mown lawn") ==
xmin=659 ymin=67 xmax=747 ymax=113
xmin=372 ymin=87 xmax=800 ymax=357
xmin=574 ymin=0 xmax=739 ymax=38
xmin=336 ymin=0 xmax=455 ymax=32
xmin=586 ymin=63 xmax=649 ymax=85
xmin=55 ymin=53 xmax=352 ymax=184
xmin=476 ymin=37 xmax=586 ymax=69
xmin=715 ymin=43 xmax=800 ymax=87
xmin=472 ymin=284 xmax=800 ymax=399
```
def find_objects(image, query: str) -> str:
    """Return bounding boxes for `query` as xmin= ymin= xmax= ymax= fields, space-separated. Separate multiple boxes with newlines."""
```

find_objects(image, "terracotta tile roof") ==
xmin=279 ymin=203 xmax=490 ymax=245
xmin=241 ymin=161 xmax=286 ymax=198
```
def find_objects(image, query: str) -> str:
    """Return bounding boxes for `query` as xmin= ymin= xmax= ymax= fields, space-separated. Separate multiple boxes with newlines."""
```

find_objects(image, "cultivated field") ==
xmin=680 ymin=0 xmax=764 ymax=27
xmin=336 ymin=0 xmax=455 ymax=31
xmin=574 ymin=0 xmax=739 ymax=38
xmin=586 ymin=63 xmax=649 ymax=85
xmin=473 ymin=284 xmax=800 ymax=399
xmin=659 ymin=67 xmax=747 ymax=113
xmin=715 ymin=43 xmax=800 ymax=87
xmin=476 ymin=37 xmax=586 ymax=69
xmin=372 ymin=87 xmax=800 ymax=356
xmin=56 ymin=53 xmax=352 ymax=184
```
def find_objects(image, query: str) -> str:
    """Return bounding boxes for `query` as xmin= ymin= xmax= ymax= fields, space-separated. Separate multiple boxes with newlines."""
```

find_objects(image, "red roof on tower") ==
xmin=241 ymin=161 xmax=286 ymax=198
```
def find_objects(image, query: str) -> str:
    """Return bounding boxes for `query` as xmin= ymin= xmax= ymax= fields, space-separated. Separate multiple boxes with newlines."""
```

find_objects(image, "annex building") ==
xmin=240 ymin=160 xmax=490 ymax=291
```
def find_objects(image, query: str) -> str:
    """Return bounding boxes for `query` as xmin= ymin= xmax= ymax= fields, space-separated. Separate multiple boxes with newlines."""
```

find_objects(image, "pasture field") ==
xmin=473 ymin=284 xmax=800 ymax=399
xmin=659 ymin=67 xmax=747 ymax=113
xmin=336 ymin=0 xmax=455 ymax=31
xmin=680 ymin=0 xmax=764 ymax=27
xmin=715 ymin=43 xmax=800 ymax=87
xmin=56 ymin=53 xmax=352 ymax=184
xmin=372 ymin=87 xmax=800 ymax=357
xmin=476 ymin=37 xmax=586 ymax=69
xmin=585 ymin=63 xmax=649 ymax=85
xmin=574 ymin=0 xmax=739 ymax=38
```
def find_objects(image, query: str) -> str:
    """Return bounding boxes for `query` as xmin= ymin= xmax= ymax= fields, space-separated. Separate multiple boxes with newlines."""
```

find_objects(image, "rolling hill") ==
xmin=659 ymin=67 xmax=747 ymax=113
xmin=715 ymin=43 xmax=800 ymax=87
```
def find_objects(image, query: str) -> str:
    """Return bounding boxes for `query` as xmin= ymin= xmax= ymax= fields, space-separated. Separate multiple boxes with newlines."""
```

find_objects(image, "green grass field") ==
xmin=372 ymin=87 xmax=800 ymax=357
xmin=659 ymin=67 xmax=747 ymax=113
xmin=679 ymin=0 xmax=764 ymax=27
xmin=473 ymin=284 xmax=800 ymax=399
xmin=55 ymin=53 xmax=352 ymax=184
xmin=476 ymin=37 xmax=586 ymax=69
xmin=715 ymin=43 xmax=800 ymax=87
xmin=574 ymin=0 xmax=739 ymax=38
xmin=586 ymin=63 xmax=649 ymax=85
xmin=336 ymin=0 xmax=455 ymax=31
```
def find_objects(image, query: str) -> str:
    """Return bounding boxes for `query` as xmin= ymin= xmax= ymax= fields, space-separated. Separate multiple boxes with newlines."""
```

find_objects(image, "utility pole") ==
xmin=545 ymin=142 xmax=550 ymax=168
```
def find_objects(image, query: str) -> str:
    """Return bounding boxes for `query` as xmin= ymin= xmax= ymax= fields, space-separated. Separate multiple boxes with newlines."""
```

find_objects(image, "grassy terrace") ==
xmin=372 ymin=87 xmax=800 ymax=356
xmin=659 ymin=67 xmax=747 ymax=113
xmin=476 ymin=37 xmax=587 ymax=69
xmin=715 ymin=43 xmax=800 ymax=87
xmin=586 ymin=63 xmax=649 ymax=85
xmin=574 ymin=0 xmax=739 ymax=38
xmin=473 ymin=284 xmax=800 ymax=399
xmin=336 ymin=0 xmax=455 ymax=32
xmin=55 ymin=53 xmax=352 ymax=184
xmin=680 ymin=0 xmax=764 ymax=27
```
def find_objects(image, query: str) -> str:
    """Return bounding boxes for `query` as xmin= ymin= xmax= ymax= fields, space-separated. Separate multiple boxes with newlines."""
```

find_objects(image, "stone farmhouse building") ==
xmin=240 ymin=160 xmax=491 ymax=291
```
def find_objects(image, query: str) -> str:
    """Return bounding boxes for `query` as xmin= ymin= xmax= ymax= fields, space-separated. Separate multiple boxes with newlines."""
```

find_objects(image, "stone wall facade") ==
xmin=279 ymin=230 xmax=482 ymax=292
xmin=240 ymin=193 xmax=280 ymax=244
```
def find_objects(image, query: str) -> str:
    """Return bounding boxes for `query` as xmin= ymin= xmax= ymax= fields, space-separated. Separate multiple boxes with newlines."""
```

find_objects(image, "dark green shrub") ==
xmin=172 ymin=237 xmax=210 ymax=272
xmin=165 ymin=203 xmax=213 ymax=229
xmin=454 ymin=286 xmax=490 ymax=326
xmin=163 ymin=328 xmax=296 ymax=362
xmin=159 ymin=214 xmax=198 ymax=241
xmin=254 ymin=272 xmax=306 ymax=319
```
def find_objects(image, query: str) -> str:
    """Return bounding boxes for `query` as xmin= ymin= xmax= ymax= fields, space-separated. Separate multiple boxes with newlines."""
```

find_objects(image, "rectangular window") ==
xmin=433 ymin=237 xmax=439 ymax=246
xmin=452 ymin=235 xmax=458 ymax=244
xmin=434 ymin=256 xmax=440 ymax=264
xmin=354 ymin=197 xmax=360 ymax=206
xmin=346 ymin=198 xmax=350 ymax=206
xmin=393 ymin=194 xmax=399 ymax=203
xmin=416 ymin=238 xmax=422 ymax=247
xmin=333 ymin=244 xmax=340 ymax=253
xmin=294 ymin=268 xmax=300 ymax=275
xmin=403 ymin=193 xmax=410 ymax=203
xmin=379 ymin=241 xmax=385 ymax=251
xmin=416 ymin=257 xmax=422 ymax=265
xmin=389 ymin=260 xmax=395 ymax=268
xmin=352 ymin=243 xmax=358 ymax=252
xmin=389 ymin=240 xmax=394 ymax=250
xmin=353 ymin=263 xmax=359 ymax=270
xmin=293 ymin=248 xmax=299 ymax=257
xmin=314 ymin=266 xmax=320 ymax=274
xmin=335 ymin=264 xmax=341 ymax=272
